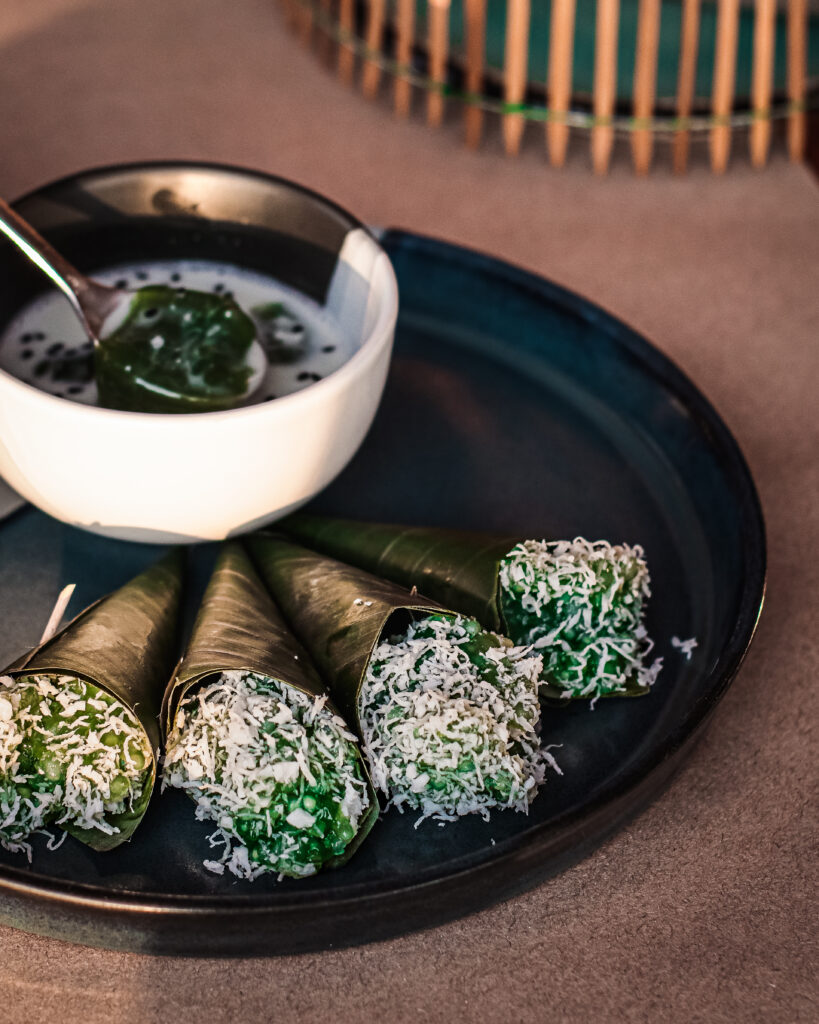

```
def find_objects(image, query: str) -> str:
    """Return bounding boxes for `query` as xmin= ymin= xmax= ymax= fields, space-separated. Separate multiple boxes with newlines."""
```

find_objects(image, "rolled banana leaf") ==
xmin=280 ymin=512 xmax=515 ymax=634
xmin=279 ymin=513 xmax=650 ymax=700
xmin=3 ymin=549 xmax=184 ymax=850
xmin=163 ymin=541 xmax=378 ymax=867
xmin=247 ymin=535 xmax=555 ymax=824
xmin=245 ymin=533 xmax=446 ymax=731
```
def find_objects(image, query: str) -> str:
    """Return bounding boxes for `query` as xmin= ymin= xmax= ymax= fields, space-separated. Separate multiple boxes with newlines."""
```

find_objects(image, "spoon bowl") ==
xmin=0 ymin=197 xmax=266 ymax=409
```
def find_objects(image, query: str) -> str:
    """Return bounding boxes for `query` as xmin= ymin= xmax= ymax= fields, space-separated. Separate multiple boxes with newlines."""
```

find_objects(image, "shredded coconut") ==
xmin=671 ymin=636 xmax=698 ymax=660
xmin=0 ymin=673 xmax=151 ymax=856
xmin=360 ymin=613 xmax=555 ymax=823
xmin=163 ymin=671 xmax=369 ymax=881
xmin=499 ymin=538 xmax=661 ymax=698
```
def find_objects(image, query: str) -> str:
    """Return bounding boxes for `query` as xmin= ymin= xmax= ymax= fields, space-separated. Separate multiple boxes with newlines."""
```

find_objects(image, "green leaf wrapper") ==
xmin=162 ymin=541 xmax=378 ymax=866
xmin=245 ymin=533 xmax=449 ymax=732
xmin=280 ymin=513 xmax=516 ymax=633
xmin=279 ymin=514 xmax=649 ymax=700
xmin=3 ymin=550 xmax=184 ymax=850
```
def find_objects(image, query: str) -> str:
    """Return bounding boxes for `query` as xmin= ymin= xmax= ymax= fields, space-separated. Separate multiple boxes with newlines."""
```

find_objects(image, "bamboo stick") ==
xmin=503 ymin=0 xmax=531 ymax=155
xmin=547 ymin=0 xmax=577 ymax=167
xmin=427 ymin=0 xmax=451 ymax=126
xmin=788 ymin=0 xmax=807 ymax=161
xmin=592 ymin=0 xmax=620 ymax=174
xmin=673 ymin=0 xmax=701 ymax=173
xmin=281 ymin=0 xmax=298 ymax=31
xmin=317 ymin=0 xmax=334 ymax=66
xmin=338 ymin=0 xmax=356 ymax=84
xmin=395 ymin=0 xmax=416 ymax=116
xmin=750 ymin=0 xmax=776 ymax=167
xmin=464 ymin=0 xmax=487 ymax=148
xmin=362 ymin=0 xmax=387 ymax=98
xmin=299 ymin=0 xmax=314 ymax=45
xmin=710 ymin=0 xmax=740 ymax=174
xmin=631 ymin=0 xmax=661 ymax=174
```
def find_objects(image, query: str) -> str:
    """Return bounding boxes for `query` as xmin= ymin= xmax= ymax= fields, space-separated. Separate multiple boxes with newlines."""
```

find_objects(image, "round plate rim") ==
xmin=0 ymin=199 xmax=766 ymax=936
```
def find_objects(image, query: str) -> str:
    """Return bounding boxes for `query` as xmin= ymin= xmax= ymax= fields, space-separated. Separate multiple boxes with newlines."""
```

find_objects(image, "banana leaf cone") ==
xmin=245 ymin=533 xmax=449 ymax=732
xmin=162 ymin=541 xmax=378 ymax=869
xmin=281 ymin=512 xmax=515 ymax=633
xmin=3 ymin=549 xmax=185 ymax=850
xmin=279 ymin=513 xmax=650 ymax=700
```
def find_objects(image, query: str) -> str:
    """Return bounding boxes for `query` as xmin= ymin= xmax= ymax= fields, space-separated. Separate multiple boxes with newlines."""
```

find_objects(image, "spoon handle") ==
xmin=0 ymin=196 xmax=103 ymax=337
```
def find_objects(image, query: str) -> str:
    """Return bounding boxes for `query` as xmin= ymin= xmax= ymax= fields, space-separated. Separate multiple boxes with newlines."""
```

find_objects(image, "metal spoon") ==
xmin=0 ymin=196 xmax=268 ymax=403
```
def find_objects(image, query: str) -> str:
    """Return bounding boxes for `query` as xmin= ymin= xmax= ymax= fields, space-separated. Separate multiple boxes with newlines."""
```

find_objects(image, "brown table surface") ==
xmin=0 ymin=1 xmax=817 ymax=1021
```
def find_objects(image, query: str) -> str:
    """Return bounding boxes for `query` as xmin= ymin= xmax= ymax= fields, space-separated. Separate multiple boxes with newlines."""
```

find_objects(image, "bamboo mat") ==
xmin=306 ymin=0 xmax=816 ymax=174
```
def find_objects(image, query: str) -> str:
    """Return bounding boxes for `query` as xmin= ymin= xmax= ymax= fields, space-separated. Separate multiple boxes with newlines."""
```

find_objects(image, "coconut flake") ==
xmin=0 ymin=673 xmax=150 ymax=856
xmin=360 ymin=614 xmax=551 ymax=823
xmin=163 ymin=671 xmax=369 ymax=881
xmin=671 ymin=636 xmax=698 ymax=660
xmin=500 ymin=538 xmax=659 ymax=698
xmin=286 ymin=808 xmax=316 ymax=829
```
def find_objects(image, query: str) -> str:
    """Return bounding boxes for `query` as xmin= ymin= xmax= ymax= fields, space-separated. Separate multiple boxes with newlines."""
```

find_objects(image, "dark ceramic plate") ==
xmin=0 ymin=223 xmax=765 ymax=956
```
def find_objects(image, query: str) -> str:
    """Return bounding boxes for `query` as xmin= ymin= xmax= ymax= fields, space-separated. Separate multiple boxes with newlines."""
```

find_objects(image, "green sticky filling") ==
xmin=499 ymin=539 xmax=652 ymax=698
xmin=251 ymin=301 xmax=286 ymax=321
xmin=361 ymin=613 xmax=544 ymax=820
xmin=164 ymin=672 xmax=368 ymax=879
xmin=0 ymin=674 xmax=152 ymax=852
xmin=95 ymin=285 xmax=255 ymax=413
xmin=251 ymin=301 xmax=308 ymax=364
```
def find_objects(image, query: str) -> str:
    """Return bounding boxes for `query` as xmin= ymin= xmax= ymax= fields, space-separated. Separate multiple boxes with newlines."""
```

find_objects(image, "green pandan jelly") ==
xmin=95 ymin=286 xmax=255 ymax=413
xmin=0 ymin=673 xmax=152 ymax=855
xmin=163 ymin=671 xmax=370 ymax=880
xmin=499 ymin=538 xmax=657 ymax=699
xmin=359 ymin=613 xmax=548 ymax=823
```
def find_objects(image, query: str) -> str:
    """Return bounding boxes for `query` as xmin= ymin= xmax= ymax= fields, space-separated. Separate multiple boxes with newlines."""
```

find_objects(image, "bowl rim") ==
xmin=0 ymin=160 xmax=399 ymax=424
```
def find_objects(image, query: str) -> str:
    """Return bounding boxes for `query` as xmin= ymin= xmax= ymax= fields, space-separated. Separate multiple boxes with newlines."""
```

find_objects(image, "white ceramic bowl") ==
xmin=0 ymin=163 xmax=398 ymax=543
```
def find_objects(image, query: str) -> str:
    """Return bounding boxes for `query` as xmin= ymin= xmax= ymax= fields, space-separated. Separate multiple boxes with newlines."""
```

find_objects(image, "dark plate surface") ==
xmin=0 ymin=228 xmax=765 ymax=956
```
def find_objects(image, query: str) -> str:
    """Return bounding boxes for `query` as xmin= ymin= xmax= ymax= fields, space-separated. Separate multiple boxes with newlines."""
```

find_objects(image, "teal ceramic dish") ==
xmin=0 ymin=219 xmax=765 ymax=955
